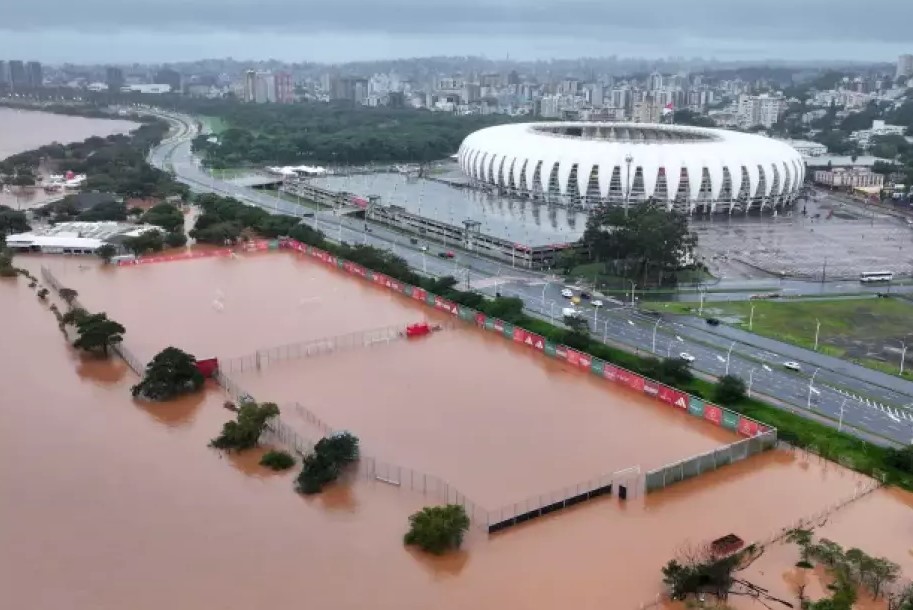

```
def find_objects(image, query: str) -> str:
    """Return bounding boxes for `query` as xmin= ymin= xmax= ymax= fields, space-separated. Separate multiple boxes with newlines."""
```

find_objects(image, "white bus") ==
xmin=859 ymin=271 xmax=894 ymax=283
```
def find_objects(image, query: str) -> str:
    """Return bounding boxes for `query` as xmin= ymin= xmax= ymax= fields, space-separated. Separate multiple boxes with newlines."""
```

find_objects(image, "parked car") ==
xmin=706 ymin=317 xmax=721 ymax=326
xmin=679 ymin=352 xmax=696 ymax=363
xmin=438 ymin=251 xmax=455 ymax=259
xmin=579 ymin=291 xmax=592 ymax=300
xmin=783 ymin=361 xmax=802 ymax=372
xmin=561 ymin=288 xmax=574 ymax=298
xmin=591 ymin=299 xmax=604 ymax=308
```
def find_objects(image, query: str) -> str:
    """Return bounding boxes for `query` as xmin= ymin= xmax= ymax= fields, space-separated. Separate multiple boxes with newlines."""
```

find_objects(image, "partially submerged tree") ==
xmin=259 ymin=450 xmax=295 ymax=471
xmin=209 ymin=401 xmax=280 ymax=451
xmin=131 ymin=346 xmax=204 ymax=401
xmin=73 ymin=312 xmax=125 ymax=356
xmin=96 ymin=243 xmax=117 ymax=263
xmin=295 ymin=431 xmax=361 ymax=495
xmin=403 ymin=504 xmax=470 ymax=555
xmin=58 ymin=287 xmax=79 ymax=306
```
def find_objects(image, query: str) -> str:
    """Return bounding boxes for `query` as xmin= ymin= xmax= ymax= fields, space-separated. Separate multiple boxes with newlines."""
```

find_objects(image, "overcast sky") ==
xmin=2 ymin=0 xmax=911 ymax=64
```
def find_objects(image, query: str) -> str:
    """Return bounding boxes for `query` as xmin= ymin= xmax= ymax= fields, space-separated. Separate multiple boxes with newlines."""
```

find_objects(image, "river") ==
xmin=0 ymin=107 xmax=139 ymax=210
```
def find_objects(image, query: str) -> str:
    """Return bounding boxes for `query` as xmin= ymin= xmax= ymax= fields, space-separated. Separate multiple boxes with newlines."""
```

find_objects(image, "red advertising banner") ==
xmin=344 ymin=261 xmax=367 ymax=278
xmin=615 ymin=368 xmax=645 ymax=392
xmin=370 ymin=272 xmax=402 ymax=293
xmin=704 ymin=404 xmax=723 ymax=425
xmin=513 ymin=327 xmax=528 ymax=344
xmin=737 ymin=417 xmax=760 ymax=438
xmin=493 ymin=319 xmax=505 ymax=333
xmin=120 ymin=248 xmax=233 ymax=266
xmin=433 ymin=296 xmax=458 ymax=315
xmin=411 ymin=287 xmax=427 ymax=303
xmin=643 ymin=380 xmax=660 ymax=398
xmin=554 ymin=344 xmax=568 ymax=361
xmin=527 ymin=333 xmax=545 ymax=351
xmin=564 ymin=348 xmax=591 ymax=371
xmin=658 ymin=385 xmax=689 ymax=410
xmin=474 ymin=312 xmax=487 ymax=327
xmin=242 ymin=239 xmax=270 ymax=252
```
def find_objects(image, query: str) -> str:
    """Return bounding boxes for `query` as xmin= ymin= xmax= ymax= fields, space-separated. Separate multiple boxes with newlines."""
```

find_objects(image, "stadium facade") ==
xmin=457 ymin=123 xmax=805 ymax=214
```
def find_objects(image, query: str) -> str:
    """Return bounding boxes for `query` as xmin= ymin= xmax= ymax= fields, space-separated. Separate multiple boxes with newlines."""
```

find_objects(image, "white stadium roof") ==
xmin=458 ymin=122 xmax=805 ymax=213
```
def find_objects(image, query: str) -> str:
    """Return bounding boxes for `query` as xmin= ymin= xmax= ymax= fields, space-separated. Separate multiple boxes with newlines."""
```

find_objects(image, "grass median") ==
xmin=643 ymin=297 xmax=913 ymax=381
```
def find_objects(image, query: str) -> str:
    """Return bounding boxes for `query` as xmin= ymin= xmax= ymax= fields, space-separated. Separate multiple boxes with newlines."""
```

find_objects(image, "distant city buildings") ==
xmin=896 ymin=54 xmax=913 ymax=80
xmin=106 ymin=67 xmax=125 ymax=92
xmin=780 ymin=139 xmax=828 ymax=157
xmin=243 ymin=69 xmax=294 ymax=104
xmin=850 ymin=119 xmax=907 ymax=148
xmin=737 ymin=93 xmax=787 ymax=128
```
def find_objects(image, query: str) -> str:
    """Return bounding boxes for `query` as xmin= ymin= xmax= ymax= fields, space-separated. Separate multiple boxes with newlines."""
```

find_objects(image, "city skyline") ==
xmin=1 ymin=0 xmax=911 ymax=63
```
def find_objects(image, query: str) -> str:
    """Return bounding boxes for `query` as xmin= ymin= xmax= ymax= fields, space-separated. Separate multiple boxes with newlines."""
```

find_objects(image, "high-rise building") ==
xmin=648 ymin=71 xmax=663 ymax=91
xmin=254 ymin=73 xmax=276 ymax=104
xmin=738 ymin=93 xmax=787 ymax=128
xmin=154 ymin=68 xmax=181 ymax=93
xmin=26 ymin=61 xmax=42 ymax=87
xmin=897 ymin=54 xmax=913 ymax=80
xmin=106 ymin=67 xmax=125 ymax=92
xmin=9 ymin=60 xmax=26 ymax=89
xmin=274 ymin=72 xmax=293 ymax=104
xmin=0 ymin=61 xmax=8 ymax=85
xmin=244 ymin=70 xmax=256 ymax=102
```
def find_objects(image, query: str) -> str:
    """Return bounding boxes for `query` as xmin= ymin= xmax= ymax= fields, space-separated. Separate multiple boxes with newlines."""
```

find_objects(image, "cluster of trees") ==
xmin=55 ymin=291 xmax=126 ymax=358
xmin=295 ymin=432 xmax=360 ymax=494
xmin=0 ymin=246 xmax=20 ymax=277
xmin=190 ymin=193 xmax=299 ymax=244
xmin=131 ymin=346 xmax=204 ymax=401
xmin=185 ymin=100 xmax=525 ymax=167
xmin=403 ymin=504 xmax=470 ymax=555
xmin=564 ymin=201 xmax=698 ymax=288
xmin=0 ymin=205 xmax=30 ymax=236
xmin=784 ymin=528 xmax=910 ymax=609
xmin=36 ymin=197 xmax=128 ymax=224
xmin=210 ymin=401 xmax=280 ymax=451
xmin=259 ymin=450 xmax=295 ymax=471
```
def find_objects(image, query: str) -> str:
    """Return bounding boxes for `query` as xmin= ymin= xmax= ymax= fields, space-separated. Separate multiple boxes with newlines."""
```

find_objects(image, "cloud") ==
xmin=3 ymin=0 xmax=911 ymax=44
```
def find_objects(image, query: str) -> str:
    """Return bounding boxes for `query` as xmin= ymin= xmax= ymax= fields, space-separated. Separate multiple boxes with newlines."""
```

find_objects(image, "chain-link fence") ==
xmin=218 ymin=323 xmax=415 ymax=374
xmin=644 ymin=429 xmax=778 ymax=492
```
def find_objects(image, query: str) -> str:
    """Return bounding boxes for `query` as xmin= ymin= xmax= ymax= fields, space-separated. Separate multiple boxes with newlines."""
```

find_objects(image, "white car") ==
xmin=679 ymin=352 xmax=696 ymax=363
xmin=561 ymin=288 xmax=574 ymax=298
xmin=591 ymin=299 xmax=604 ymax=308
xmin=783 ymin=361 xmax=802 ymax=372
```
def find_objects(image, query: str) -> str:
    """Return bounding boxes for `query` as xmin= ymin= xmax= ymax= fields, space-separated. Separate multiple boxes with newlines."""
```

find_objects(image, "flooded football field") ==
xmin=2 ymin=249 xmax=909 ymax=610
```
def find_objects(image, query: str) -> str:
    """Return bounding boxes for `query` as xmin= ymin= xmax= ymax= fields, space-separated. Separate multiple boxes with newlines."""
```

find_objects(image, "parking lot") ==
xmin=694 ymin=195 xmax=913 ymax=280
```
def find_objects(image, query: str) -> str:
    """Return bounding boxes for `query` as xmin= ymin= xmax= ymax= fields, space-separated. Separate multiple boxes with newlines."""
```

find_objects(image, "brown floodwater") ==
xmin=33 ymin=252 xmax=440 ymax=363
xmin=3 ymin=251 xmax=908 ymax=610
xmin=237 ymin=324 xmax=738 ymax=506
xmin=0 ymin=107 xmax=140 ymax=210
xmin=0 ymin=107 xmax=139 ymax=159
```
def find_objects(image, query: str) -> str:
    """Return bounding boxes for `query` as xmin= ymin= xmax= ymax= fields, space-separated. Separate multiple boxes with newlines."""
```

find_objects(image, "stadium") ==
xmin=457 ymin=122 xmax=805 ymax=214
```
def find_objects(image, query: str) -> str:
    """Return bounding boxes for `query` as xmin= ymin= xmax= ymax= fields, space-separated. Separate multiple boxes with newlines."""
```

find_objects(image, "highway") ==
xmin=149 ymin=111 xmax=913 ymax=447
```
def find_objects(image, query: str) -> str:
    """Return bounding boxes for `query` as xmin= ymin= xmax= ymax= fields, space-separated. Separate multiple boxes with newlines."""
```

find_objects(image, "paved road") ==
xmin=149 ymin=111 xmax=913 ymax=447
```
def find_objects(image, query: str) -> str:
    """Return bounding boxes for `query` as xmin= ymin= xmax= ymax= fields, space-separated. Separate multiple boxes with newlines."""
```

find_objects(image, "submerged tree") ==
xmin=131 ymin=346 xmax=204 ymax=401
xmin=96 ymin=243 xmax=117 ymax=263
xmin=73 ymin=312 xmax=125 ymax=356
xmin=209 ymin=401 xmax=280 ymax=451
xmin=295 ymin=431 xmax=361 ymax=495
xmin=403 ymin=504 xmax=470 ymax=555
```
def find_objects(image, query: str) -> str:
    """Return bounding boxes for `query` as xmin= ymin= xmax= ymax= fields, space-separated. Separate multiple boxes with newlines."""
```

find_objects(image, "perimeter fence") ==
xmin=218 ymin=323 xmax=432 ymax=374
xmin=41 ymin=266 xmax=147 ymax=376
xmin=644 ymin=429 xmax=778 ymax=492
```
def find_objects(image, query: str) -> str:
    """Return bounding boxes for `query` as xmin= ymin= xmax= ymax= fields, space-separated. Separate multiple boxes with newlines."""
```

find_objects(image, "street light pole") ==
xmin=699 ymin=288 xmax=706 ymax=317
xmin=749 ymin=304 xmax=755 ymax=331
xmin=748 ymin=368 xmax=755 ymax=398
xmin=814 ymin=318 xmax=821 ymax=351
xmin=725 ymin=341 xmax=735 ymax=375
xmin=900 ymin=342 xmax=908 ymax=376
xmin=838 ymin=397 xmax=848 ymax=432
xmin=652 ymin=318 xmax=661 ymax=354
xmin=629 ymin=280 xmax=636 ymax=308
xmin=807 ymin=367 xmax=820 ymax=410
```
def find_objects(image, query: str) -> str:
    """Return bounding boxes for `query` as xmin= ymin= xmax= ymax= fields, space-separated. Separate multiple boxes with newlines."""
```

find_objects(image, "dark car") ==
xmin=706 ymin=317 xmax=721 ymax=326
xmin=579 ymin=291 xmax=592 ymax=300
xmin=438 ymin=251 xmax=455 ymax=259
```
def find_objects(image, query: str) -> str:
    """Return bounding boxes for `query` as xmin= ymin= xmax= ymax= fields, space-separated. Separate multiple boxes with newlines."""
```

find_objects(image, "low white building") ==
xmin=780 ymin=139 xmax=828 ymax=157
xmin=850 ymin=120 xmax=907 ymax=148
xmin=5 ymin=234 xmax=104 ymax=255
xmin=814 ymin=168 xmax=884 ymax=189
xmin=5 ymin=221 xmax=162 ymax=255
